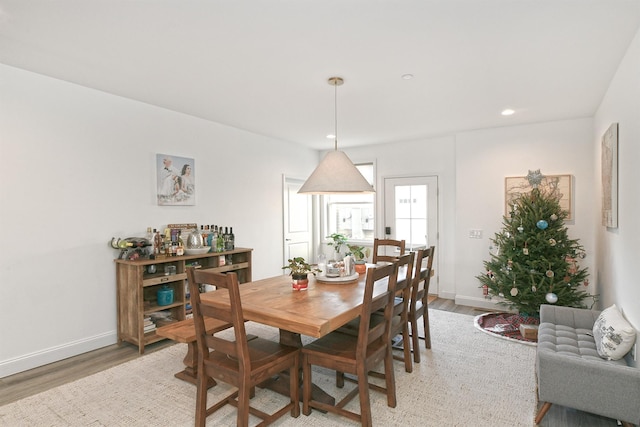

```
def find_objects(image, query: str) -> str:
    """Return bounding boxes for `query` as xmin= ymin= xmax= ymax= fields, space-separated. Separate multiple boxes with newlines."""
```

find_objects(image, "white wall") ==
xmin=342 ymin=136 xmax=457 ymax=299
xmin=0 ymin=64 xmax=318 ymax=377
xmin=594 ymin=28 xmax=640 ymax=334
xmin=453 ymin=119 xmax=597 ymax=310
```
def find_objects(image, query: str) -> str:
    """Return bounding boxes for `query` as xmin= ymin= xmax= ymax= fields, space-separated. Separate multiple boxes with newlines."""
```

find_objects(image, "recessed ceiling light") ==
xmin=401 ymin=73 xmax=414 ymax=80
xmin=326 ymin=134 xmax=335 ymax=139
xmin=501 ymin=109 xmax=515 ymax=116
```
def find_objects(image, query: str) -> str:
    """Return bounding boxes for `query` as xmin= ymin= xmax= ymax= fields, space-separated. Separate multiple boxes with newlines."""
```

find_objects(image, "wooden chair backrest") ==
xmin=356 ymin=261 xmax=399 ymax=360
xmin=372 ymin=238 xmax=406 ymax=264
xmin=392 ymin=253 xmax=414 ymax=318
xmin=187 ymin=268 xmax=250 ymax=368
xmin=410 ymin=246 xmax=435 ymax=305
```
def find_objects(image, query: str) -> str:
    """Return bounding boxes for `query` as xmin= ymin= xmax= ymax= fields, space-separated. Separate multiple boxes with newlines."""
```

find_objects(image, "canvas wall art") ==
xmin=156 ymin=154 xmax=195 ymax=206
xmin=505 ymin=174 xmax=573 ymax=220
xmin=601 ymin=123 xmax=618 ymax=228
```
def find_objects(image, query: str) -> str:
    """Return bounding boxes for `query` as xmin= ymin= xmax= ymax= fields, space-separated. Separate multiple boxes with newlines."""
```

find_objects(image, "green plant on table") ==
xmin=326 ymin=233 xmax=348 ymax=258
xmin=347 ymin=244 xmax=370 ymax=263
xmin=282 ymin=257 xmax=321 ymax=276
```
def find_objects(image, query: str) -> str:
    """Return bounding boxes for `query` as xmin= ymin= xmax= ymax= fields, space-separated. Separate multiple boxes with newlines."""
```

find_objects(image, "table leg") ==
xmin=259 ymin=330 xmax=335 ymax=407
xmin=173 ymin=341 xmax=216 ymax=388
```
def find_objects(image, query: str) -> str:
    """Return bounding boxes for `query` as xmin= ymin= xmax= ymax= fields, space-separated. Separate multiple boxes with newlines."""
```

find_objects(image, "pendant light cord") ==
xmin=334 ymin=79 xmax=338 ymax=151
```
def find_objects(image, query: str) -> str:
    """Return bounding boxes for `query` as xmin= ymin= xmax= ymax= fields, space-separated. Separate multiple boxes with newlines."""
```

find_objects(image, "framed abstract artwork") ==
xmin=505 ymin=174 xmax=573 ymax=220
xmin=156 ymin=154 xmax=195 ymax=206
xmin=601 ymin=123 xmax=618 ymax=228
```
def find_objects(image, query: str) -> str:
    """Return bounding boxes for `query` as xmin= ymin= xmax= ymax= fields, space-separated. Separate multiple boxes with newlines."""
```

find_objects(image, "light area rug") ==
xmin=0 ymin=310 xmax=537 ymax=426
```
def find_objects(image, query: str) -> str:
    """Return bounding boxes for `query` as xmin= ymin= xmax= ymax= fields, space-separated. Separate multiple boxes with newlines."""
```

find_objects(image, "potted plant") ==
xmin=282 ymin=257 xmax=320 ymax=290
xmin=326 ymin=233 xmax=348 ymax=261
xmin=347 ymin=244 xmax=370 ymax=274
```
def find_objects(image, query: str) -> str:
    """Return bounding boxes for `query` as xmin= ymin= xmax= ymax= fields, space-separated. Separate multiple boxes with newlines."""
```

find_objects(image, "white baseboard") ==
xmin=437 ymin=290 xmax=456 ymax=300
xmin=0 ymin=331 xmax=117 ymax=378
xmin=454 ymin=295 xmax=509 ymax=312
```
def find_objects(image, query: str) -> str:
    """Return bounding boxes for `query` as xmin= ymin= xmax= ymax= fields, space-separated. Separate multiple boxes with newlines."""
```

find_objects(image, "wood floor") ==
xmin=0 ymin=298 xmax=622 ymax=426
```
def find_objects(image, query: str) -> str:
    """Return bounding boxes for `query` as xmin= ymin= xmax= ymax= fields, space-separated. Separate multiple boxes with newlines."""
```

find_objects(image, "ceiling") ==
xmin=1 ymin=1 xmax=639 ymax=150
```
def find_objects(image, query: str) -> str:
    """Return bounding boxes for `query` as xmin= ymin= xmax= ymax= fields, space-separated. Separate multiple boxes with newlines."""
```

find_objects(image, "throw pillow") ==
xmin=592 ymin=304 xmax=637 ymax=360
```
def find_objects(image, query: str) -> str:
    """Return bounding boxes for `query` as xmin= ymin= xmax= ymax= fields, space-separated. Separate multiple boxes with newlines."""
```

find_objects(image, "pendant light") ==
xmin=298 ymin=77 xmax=374 ymax=194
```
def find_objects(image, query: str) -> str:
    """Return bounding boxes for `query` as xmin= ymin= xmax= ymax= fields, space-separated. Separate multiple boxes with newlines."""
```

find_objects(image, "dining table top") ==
xmin=199 ymin=264 xmax=409 ymax=339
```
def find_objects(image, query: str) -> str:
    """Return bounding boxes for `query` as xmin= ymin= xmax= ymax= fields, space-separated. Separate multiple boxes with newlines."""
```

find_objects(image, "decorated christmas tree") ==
xmin=477 ymin=170 xmax=596 ymax=315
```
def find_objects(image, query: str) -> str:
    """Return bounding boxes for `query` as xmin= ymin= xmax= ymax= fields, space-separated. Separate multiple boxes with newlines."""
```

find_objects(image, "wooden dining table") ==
xmin=200 ymin=270 xmax=380 ymax=338
xmin=199 ymin=264 xmax=410 ymax=404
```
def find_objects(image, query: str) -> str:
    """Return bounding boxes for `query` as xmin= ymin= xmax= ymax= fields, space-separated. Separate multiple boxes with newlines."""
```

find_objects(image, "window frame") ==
xmin=320 ymin=161 xmax=376 ymax=246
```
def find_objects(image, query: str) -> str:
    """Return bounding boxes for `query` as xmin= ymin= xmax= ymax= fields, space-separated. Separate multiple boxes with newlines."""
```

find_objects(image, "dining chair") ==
xmin=408 ymin=246 xmax=436 ymax=362
xmin=337 ymin=253 xmax=414 ymax=373
xmin=372 ymin=238 xmax=406 ymax=264
xmin=187 ymin=267 xmax=300 ymax=427
xmin=379 ymin=252 xmax=414 ymax=372
xmin=301 ymin=261 xmax=399 ymax=426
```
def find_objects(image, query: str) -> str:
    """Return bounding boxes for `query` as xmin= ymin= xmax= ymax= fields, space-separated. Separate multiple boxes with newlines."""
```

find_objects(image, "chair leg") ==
xmin=423 ymin=309 xmax=432 ymax=349
xmin=356 ymin=362 xmax=373 ymax=427
xmin=401 ymin=323 xmax=413 ymax=373
xmin=237 ymin=382 xmax=251 ymax=427
xmin=535 ymin=402 xmax=552 ymax=424
xmin=410 ymin=318 xmax=421 ymax=363
xmin=195 ymin=371 xmax=209 ymax=427
xmin=289 ymin=358 xmax=300 ymax=417
xmin=302 ymin=355 xmax=312 ymax=416
xmin=336 ymin=371 xmax=345 ymax=388
xmin=384 ymin=347 xmax=397 ymax=408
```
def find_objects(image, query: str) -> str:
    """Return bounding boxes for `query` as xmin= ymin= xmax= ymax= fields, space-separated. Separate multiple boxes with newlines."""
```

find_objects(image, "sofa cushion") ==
xmin=592 ymin=304 xmax=637 ymax=361
xmin=537 ymin=323 xmax=604 ymax=362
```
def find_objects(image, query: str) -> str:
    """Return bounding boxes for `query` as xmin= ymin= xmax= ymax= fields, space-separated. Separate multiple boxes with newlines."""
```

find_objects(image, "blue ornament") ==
xmin=536 ymin=220 xmax=548 ymax=230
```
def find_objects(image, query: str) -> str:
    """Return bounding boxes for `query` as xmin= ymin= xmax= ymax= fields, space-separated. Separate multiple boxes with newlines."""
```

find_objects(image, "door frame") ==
xmin=381 ymin=174 xmax=439 ymax=294
xmin=282 ymin=175 xmax=317 ymax=268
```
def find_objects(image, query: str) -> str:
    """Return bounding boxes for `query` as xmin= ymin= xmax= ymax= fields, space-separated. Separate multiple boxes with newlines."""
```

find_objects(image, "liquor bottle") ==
xmin=228 ymin=227 xmax=235 ymax=250
xmin=153 ymin=229 xmax=162 ymax=256
xmin=164 ymin=229 xmax=172 ymax=256
xmin=216 ymin=226 xmax=224 ymax=252
xmin=223 ymin=227 xmax=230 ymax=251
xmin=207 ymin=225 xmax=216 ymax=250
xmin=117 ymin=240 xmax=133 ymax=249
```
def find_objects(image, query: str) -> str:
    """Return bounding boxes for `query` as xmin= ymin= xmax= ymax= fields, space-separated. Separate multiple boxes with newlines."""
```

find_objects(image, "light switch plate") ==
xmin=468 ymin=229 xmax=483 ymax=239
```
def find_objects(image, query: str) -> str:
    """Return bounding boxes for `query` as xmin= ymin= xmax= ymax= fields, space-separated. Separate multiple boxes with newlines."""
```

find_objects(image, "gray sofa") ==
xmin=535 ymin=304 xmax=640 ymax=426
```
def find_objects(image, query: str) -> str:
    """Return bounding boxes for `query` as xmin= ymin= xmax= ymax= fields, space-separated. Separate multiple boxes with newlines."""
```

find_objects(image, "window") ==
xmin=324 ymin=163 xmax=375 ymax=242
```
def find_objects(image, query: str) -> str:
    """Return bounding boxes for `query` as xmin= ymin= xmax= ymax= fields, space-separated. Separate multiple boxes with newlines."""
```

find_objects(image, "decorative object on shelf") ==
xmin=184 ymin=247 xmax=211 ymax=255
xmin=282 ymin=257 xmax=320 ymax=291
xmin=298 ymin=77 xmax=374 ymax=194
xmin=186 ymin=227 xmax=204 ymax=249
xmin=601 ymin=123 xmax=618 ymax=228
xmin=109 ymin=237 xmax=152 ymax=260
xmin=157 ymin=285 xmax=174 ymax=306
xmin=156 ymin=154 xmax=195 ymax=206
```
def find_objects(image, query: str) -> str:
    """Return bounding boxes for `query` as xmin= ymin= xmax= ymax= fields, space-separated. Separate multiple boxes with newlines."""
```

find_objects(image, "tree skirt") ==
xmin=474 ymin=312 xmax=539 ymax=346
